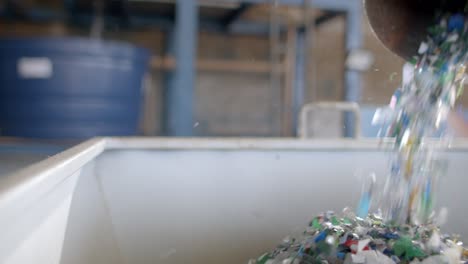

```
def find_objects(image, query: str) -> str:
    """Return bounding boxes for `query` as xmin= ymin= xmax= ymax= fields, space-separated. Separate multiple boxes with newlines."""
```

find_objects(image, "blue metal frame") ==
xmin=221 ymin=3 xmax=253 ymax=30
xmin=220 ymin=0 xmax=356 ymax=10
xmin=292 ymin=26 xmax=306 ymax=136
xmin=164 ymin=0 xmax=199 ymax=136
xmin=344 ymin=1 xmax=363 ymax=137
xmin=315 ymin=11 xmax=344 ymax=26
xmin=221 ymin=0 xmax=363 ymax=137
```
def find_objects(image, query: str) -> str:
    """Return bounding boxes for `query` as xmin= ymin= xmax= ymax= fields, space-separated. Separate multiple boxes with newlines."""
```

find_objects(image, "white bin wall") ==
xmin=58 ymin=148 xmax=468 ymax=264
xmin=60 ymin=161 xmax=124 ymax=264
xmin=0 ymin=169 xmax=79 ymax=264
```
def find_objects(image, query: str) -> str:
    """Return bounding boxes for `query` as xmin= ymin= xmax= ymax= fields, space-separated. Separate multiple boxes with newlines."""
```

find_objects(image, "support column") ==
xmin=164 ymin=0 xmax=198 ymax=136
xmin=292 ymin=26 xmax=306 ymax=136
xmin=344 ymin=1 xmax=362 ymax=137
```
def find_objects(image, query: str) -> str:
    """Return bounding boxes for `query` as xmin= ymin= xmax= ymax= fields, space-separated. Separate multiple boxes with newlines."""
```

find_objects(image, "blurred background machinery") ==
xmin=0 ymin=38 xmax=149 ymax=139
xmin=0 ymin=0 xmax=429 ymax=139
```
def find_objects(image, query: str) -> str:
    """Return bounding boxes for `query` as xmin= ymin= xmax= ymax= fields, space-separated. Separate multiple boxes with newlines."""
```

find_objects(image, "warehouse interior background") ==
xmin=2 ymin=0 xmax=462 ymax=139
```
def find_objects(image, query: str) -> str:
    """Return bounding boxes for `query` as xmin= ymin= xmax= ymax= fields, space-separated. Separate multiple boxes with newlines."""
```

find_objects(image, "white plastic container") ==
xmin=1 ymin=137 xmax=467 ymax=264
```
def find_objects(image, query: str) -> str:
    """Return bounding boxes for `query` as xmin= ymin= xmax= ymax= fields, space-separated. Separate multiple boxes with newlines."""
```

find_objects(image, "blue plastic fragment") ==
xmin=315 ymin=231 xmax=327 ymax=243
xmin=337 ymin=252 xmax=346 ymax=259
xmin=357 ymin=194 xmax=371 ymax=219
xmin=383 ymin=248 xmax=394 ymax=256
xmin=393 ymin=89 xmax=402 ymax=100
xmin=297 ymin=245 xmax=304 ymax=257
xmin=401 ymin=113 xmax=410 ymax=127
xmin=441 ymin=63 xmax=449 ymax=73
xmin=391 ymin=163 xmax=401 ymax=174
xmin=448 ymin=14 xmax=465 ymax=32
xmin=384 ymin=233 xmax=400 ymax=240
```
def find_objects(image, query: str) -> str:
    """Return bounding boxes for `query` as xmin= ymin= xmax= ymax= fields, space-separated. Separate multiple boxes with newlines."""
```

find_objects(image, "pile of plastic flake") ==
xmin=248 ymin=210 xmax=467 ymax=264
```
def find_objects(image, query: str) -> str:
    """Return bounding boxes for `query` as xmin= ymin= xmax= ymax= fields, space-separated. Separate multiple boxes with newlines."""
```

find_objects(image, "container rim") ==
xmin=0 ymin=36 xmax=150 ymax=61
xmin=103 ymin=137 xmax=468 ymax=151
xmin=2 ymin=137 xmax=468 ymax=212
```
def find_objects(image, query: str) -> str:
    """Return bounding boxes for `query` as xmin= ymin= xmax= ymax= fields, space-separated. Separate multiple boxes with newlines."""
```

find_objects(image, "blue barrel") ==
xmin=0 ymin=37 xmax=150 ymax=139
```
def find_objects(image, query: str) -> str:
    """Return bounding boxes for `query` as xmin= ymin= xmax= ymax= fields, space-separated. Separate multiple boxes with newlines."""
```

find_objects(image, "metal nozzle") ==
xmin=364 ymin=0 xmax=466 ymax=60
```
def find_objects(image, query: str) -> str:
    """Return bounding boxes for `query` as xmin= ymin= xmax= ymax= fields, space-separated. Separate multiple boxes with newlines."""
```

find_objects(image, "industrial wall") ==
xmin=2 ymin=13 xmax=459 ymax=137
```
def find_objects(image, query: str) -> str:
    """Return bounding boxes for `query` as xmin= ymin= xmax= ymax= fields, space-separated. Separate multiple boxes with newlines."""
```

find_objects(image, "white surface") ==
xmin=345 ymin=49 xmax=375 ymax=71
xmin=96 ymin=148 xmax=386 ymax=264
xmin=4 ymin=171 xmax=77 ymax=264
xmin=0 ymin=137 xmax=467 ymax=264
xmin=60 ymin=161 xmax=123 ymax=264
xmin=298 ymin=102 xmax=361 ymax=138
xmin=17 ymin=57 xmax=53 ymax=79
xmin=0 ymin=139 xmax=105 ymax=264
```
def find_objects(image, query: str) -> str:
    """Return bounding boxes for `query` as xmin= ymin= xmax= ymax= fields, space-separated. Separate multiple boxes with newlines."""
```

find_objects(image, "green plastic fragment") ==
xmin=312 ymin=218 xmax=322 ymax=230
xmin=428 ymin=26 xmax=444 ymax=36
xmin=316 ymin=241 xmax=331 ymax=255
xmin=393 ymin=237 xmax=411 ymax=256
xmin=409 ymin=57 xmax=419 ymax=65
xmin=393 ymin=236 xmax=427 ymax=261
xmin=457 ymin=83 xmax=464 ymax=98
xmin=408 ymin=245 xmax=426 ymax=259
xmin=257 ymin=253 xmax=271 ymax=264
xmin=434 ymin=59 xmax=444 ymax=70
xmin=331 ymin=216 xmax=340 ymax=226
xmin=342 ymin=217 xmax=352 ymax=225
xmin=442 ymin=72 xmax=455 ymax=84
xmin=440 ymin=42 xmax=451 ymax=52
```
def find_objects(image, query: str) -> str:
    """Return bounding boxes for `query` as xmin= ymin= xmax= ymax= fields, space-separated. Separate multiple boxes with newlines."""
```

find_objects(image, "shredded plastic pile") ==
xmin=248 ymin=210 xmax=467 ymax=264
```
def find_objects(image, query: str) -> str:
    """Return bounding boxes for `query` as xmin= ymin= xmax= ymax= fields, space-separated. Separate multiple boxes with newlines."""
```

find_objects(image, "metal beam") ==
xmin=344 ymin=1 xmax=363 ymax=137
xmin=314 ymin=11 xmax=343 ymax=26
xmin=217 ymin=0 xmax=355 ymax=11
xmin=292 ymin=26 xmax=306 ymax=136
xmin=164 ymin=0 xmax=198 ymax=136
xmin=227 ymin=20 xmax=275 ymax=35
xmin=4 ymin=0 xmax=26 ymax=18
xmin=162 ymin=30 xmax=176 ymax=136
xmin=0 ymin=6 xmax=274 ymax=35
xmin=220 ymin=2 xmax=252 ymax=29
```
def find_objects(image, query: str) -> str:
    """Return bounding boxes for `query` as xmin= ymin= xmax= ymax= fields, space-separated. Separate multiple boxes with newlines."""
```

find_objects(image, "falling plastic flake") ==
xmin=376 ymin=11 xmax=468 ymax=227
xmin=250 ymin=10 xmax=468 ymax=264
